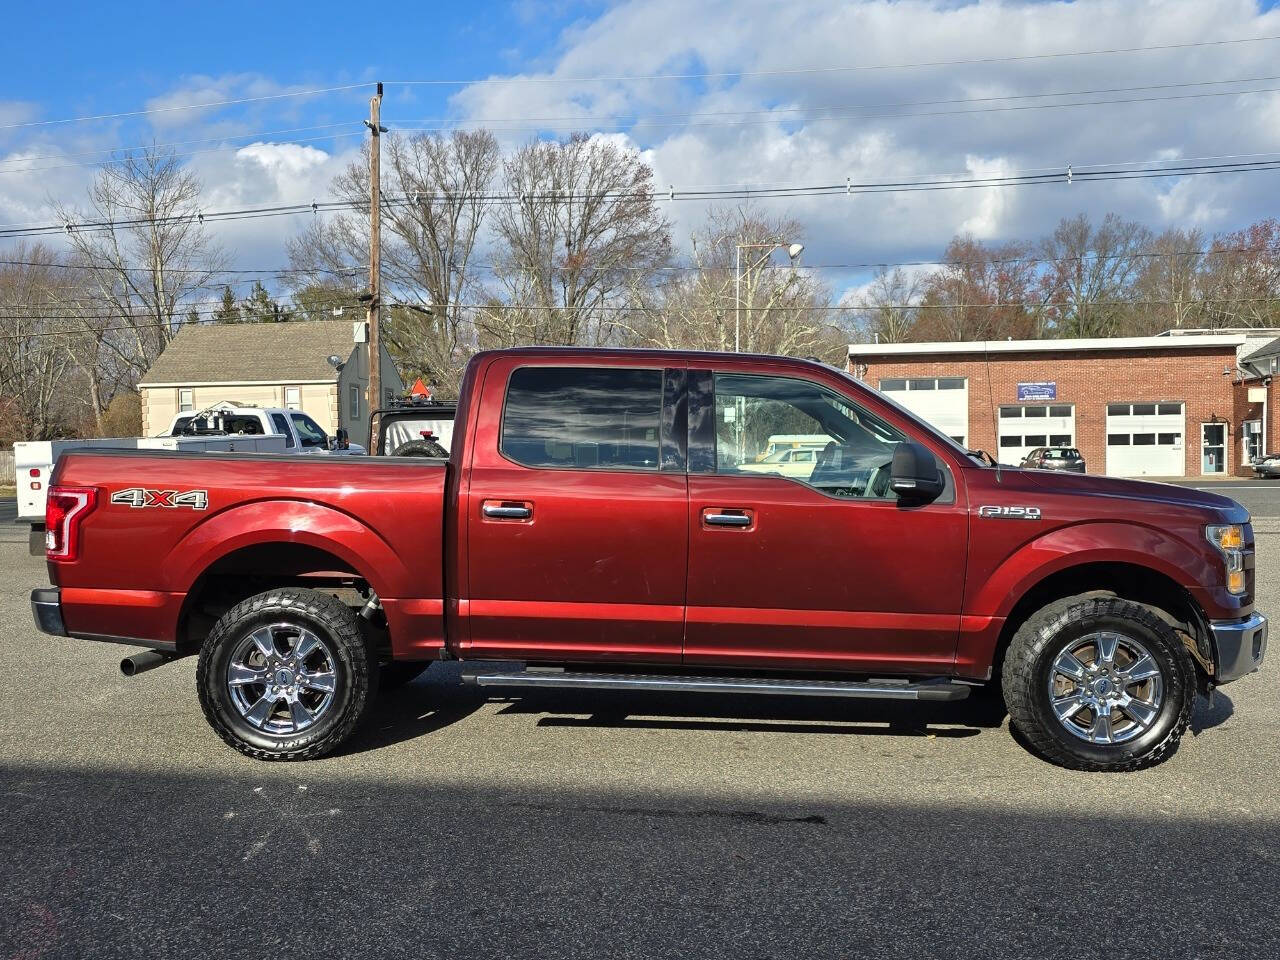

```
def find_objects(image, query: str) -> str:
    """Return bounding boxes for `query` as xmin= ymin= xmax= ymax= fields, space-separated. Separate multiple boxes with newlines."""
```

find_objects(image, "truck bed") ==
xmin=49 ymin=449 xmax=448 ymax=657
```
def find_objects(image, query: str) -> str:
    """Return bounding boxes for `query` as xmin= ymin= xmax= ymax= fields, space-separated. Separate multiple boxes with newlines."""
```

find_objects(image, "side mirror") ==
xmin=890 ymin=441 xmax=944 ymax=501
xmin=333 ymin=427 xmax=349 ymax=451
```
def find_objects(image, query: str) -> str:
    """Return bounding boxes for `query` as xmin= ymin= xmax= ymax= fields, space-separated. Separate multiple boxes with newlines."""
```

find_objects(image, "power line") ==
xmin=389 ymin=72 xmax=1280 ymax=129
xmin=0 ymin=82 xmax=375 ymax=132
xmin=2 ymin=155 xmax=1278 ymax=241
xmin=385 ymin=34 xmax=1280 ymax=86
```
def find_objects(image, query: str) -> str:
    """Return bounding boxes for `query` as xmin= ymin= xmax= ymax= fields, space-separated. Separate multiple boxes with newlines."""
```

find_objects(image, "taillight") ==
xmin=46 ymin=486 xmax=98 ymax=562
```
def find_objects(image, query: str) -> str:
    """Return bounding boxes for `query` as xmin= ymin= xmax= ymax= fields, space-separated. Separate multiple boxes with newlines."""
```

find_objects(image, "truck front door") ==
xmin=462 ymin=358 xmax=688 ymax=663
xmin=682 ymin=363 xmax=968 ymax=675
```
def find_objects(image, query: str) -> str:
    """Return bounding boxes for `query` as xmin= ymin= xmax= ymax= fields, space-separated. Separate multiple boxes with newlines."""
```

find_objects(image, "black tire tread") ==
xmin=1002 ymin=595 xmax=1193 ymax=772
xmin=196 ymin=587 xmax=377 ymax=761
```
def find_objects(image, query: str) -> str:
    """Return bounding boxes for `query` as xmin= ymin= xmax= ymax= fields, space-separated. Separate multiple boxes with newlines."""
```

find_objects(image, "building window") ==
xmin=285 ymin=387 xmax=301 ymax=410
xmin=1023 ymin=406 xmax=1047 ymax=418
xmin=878 ymin=378 xmax=906 ymax=392
xmin=937 ymin=378 xmax=965 ymax=390
xmin=1108 ymin=434 xmax=1131 ymax=445
xmin=1133 ymin=433 xmax=1156 ymax=446
xmin=1049 ymin=405 xmax=1072 ymax=418
xmin=999 ymin=436 xmax=1021 ymax=448
xmin=1000 ymin=406 xmax=1021 ymax=418
xmin=1024 ymin=434 xmax=1047 ymax=447
xmin=1050 ymin=434 xmax=1071 ymax=446
xmin=1158 ymin=433 xmax=1180 ymax=445
xmin=1157 ymin=403 xmax=1182 ymax=416
xmin=349 ymin=385 xmax=359 ymax=419
xmin=1107 ymin=404 xmax=1130 ymax=417
xmin=1131 ymin=403 xmax=1157 ymax=416
xmin=907 ymin=378 xmax=936 ymax=391
xmin=178 ymin=388 xmax=194 ymax=412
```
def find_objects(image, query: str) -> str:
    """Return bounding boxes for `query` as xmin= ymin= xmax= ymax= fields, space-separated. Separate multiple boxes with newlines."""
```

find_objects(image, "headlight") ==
xmin=1206 ymin=524 xmax=1246 ymax=595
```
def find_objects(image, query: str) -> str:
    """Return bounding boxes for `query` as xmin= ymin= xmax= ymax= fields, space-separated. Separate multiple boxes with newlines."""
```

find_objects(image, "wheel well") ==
xmin=176 ymin=543 xmax=369 ymax=654
xmin=992 ymin=562 xmax=1212 ymax=681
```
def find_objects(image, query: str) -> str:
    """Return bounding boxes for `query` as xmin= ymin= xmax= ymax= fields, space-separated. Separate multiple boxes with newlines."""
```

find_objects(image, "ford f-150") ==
xmin=31 ymin=348 xmax=1268 ymax=770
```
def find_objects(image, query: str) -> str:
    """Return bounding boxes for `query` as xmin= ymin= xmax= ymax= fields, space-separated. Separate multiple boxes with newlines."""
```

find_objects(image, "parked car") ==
xmin=166 ymin=404 xmax=367 ymax=456
xmin=32 ymin=348 xmax=1267 ymax=772
xmin=737 ymin=445 xmax=820 ymax=479
xmin=1251 ymin=454 xmax=1280 ymax=478
xmin=1020 ymin=447 xmax=1087 ymax=473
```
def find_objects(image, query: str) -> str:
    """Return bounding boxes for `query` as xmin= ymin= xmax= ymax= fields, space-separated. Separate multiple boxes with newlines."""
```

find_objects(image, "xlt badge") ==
xmin=978 ymin=505 xmax=1042 ymax=520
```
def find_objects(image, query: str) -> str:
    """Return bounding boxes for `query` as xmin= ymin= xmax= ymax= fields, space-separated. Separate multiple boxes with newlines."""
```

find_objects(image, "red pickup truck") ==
xmin=32 ymin=348 xmax=1267 ymax=770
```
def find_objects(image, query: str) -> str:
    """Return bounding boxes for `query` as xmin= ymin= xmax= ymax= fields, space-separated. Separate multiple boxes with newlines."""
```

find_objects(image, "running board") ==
xmin=460 ymin=668 xmax=970 ymax=702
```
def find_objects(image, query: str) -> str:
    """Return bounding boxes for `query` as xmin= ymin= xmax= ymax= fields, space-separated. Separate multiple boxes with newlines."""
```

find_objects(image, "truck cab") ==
xmin=166 ymin=404 xmax=367 ymax=455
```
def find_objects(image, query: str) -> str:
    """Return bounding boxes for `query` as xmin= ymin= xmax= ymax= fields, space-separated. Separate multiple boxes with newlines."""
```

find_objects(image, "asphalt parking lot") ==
xmin=2 ymin=496 xmax=1278 ymax=960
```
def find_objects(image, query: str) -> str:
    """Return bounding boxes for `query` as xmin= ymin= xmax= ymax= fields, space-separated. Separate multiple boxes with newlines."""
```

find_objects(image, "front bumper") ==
xmin=31 ymin=587 xmax=67 ymax=637
xmin=1209 ymin=611 xmax=1268 ymax=685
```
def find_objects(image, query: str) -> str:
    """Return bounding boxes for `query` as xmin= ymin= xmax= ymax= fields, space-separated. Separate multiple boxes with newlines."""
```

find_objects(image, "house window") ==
xmin=178 ymin=389 xmax=193 ymax=412
xmin=285 ymin=387 xmax=301 ymax=411
xmin=350 ymin=384 xmax=360 ymax=419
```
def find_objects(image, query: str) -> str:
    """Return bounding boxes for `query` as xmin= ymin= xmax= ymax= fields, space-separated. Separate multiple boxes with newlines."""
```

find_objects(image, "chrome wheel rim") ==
xmin=226 ymin=623 xmax=337 ymax=736
xmin=1047 ymin=631 xmax=1164 ymax=745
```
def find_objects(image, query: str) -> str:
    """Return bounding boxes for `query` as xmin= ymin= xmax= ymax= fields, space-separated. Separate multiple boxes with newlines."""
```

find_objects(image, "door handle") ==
xmin=482 ymin=502 xmax=532 ymax=520
xmin=704 ymin=510 xmax=752 ymax=528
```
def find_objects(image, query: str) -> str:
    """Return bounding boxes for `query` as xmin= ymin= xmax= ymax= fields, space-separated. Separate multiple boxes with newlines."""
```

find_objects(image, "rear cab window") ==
xmin=500 ymin=366 xmax=662 ymax=471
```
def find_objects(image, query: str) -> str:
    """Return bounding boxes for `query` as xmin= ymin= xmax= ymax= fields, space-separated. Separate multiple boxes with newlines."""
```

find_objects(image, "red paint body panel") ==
xmin=45 ymin=347 xmax=1254 ymax=683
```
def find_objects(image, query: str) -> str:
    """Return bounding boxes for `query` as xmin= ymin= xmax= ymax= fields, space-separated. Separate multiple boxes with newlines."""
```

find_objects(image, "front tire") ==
xmin=1002 ymin=596 xmax=1194 ymax=771
xmin=197 ymin=588 xmax=379 ymax=760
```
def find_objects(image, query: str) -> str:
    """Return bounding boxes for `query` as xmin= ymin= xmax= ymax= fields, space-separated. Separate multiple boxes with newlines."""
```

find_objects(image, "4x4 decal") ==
xmin=111 ymin=487 xmax=209 ymax=510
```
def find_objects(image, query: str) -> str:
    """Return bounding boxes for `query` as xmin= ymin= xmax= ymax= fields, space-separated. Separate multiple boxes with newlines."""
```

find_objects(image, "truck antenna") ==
xmin=984 ymin=339 xmax=1002 ymax=484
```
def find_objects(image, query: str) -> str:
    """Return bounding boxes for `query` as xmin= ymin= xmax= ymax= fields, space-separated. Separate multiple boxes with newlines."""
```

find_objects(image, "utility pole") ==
xmin=365 ymin=82 xmax=386 ymax=448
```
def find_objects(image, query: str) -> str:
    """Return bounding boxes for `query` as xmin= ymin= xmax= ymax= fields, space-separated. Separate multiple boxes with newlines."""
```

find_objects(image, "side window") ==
xmin=290 ymin=413 xmax=328 ymax=448
xmin=713 ymin=374 xmax=906 ymax=499
xmin=271 ymin=413 xmax=295 ymax=448
xmin=501 ymin=366 xmax=662 ymax=470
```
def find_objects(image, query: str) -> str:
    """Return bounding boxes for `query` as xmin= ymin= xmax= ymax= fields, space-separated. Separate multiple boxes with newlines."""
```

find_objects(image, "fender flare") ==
xmin=969 ymin=520 xmax=1215 ymax=622
xmin=163 ymin=498 xmax=408 ymax=601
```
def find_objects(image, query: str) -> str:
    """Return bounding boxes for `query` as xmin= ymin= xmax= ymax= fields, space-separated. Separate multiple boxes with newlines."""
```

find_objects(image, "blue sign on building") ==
xmin=1017 ymin=382 xmax=1057 ymax=401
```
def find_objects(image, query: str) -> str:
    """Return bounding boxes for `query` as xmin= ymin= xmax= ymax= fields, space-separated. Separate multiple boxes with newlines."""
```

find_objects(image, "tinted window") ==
xmin=501 ymin=366 xmax=661 ymax=470
xmin=1134 ymin=433 xmax=1156 ymax=446
xmin=1107 ymin=404 xmax=1130 ymax=417
xmin=938 ymin=378 xmax=965 ymax=390
xmin=1157 ymin=403 xmax=1182 ymax=416
xmin=272 ymin=413 xmax=295 ymax=448
xmin=1049 ymin=405 xmax=1072 ymax=418
xmin=1023 ymin=406 xmax=1047 ymax=418
xmin=1024 ymin=434 xmax=1047 ymax=446
xmin=908 ymin=379 xmax=936 ymax=391
xmin=1050 ymin=434 xmax=1072 ymax=446
xmin=713 ymin=374 xmax=905 ymax=499
xmin=222 ymin=415 xmax=264 ymax=435
xmin=878 ymin=378 xmax=906 ymax=392
xmin=1132 ymin=404 xmax=1156 ymax=416
xmin=1000 ymin=406 xmax=1022 ymax=418
xmin=1108 ymin=434 xmax=1131 ymax=445
xmin=1158 ymin=433 xmax=1179 ymax=445
xmin=170 ymin=416 xmax=193 ymax=435
xmin=999 ymin=436 xmax=1021 ymax=447
xmin=290 ymin=413 xmax=328 ymax=448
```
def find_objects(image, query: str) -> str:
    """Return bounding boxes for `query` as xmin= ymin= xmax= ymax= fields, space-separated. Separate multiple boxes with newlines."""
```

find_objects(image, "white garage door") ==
xmin=997 ymin=403 xmax=1076 ymax=466
xmin=878 ymin=377 xmax=968 ymax=446
xmin=1105 ymin=403 xmax=1185 ymax=477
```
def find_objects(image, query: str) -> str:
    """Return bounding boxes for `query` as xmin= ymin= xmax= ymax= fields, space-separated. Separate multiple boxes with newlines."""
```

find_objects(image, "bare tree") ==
xmin=1200 ymin=218 xmax=1280 ymax=328
xmin=0 ymin=245 xmax=78 ymax=440
xmin=1038 ymin=213 xmax=1152 ymax=338
xmin=632 ymin=207 xmax=842 ymax=360
xmin=1129 ymin=228 xmax=1206 ymax=334
xmin=52 ymin=149 xmax=224 ymax=386
xmin=479 ymin=134 xmax=671 ymax=349
xmin=851 ymin=266 xmax=923 ymax=344
xmin=916 ymin=235 xmax=1043 ymax=341
xmin=289 ymin=130 xmax=500 ymax=395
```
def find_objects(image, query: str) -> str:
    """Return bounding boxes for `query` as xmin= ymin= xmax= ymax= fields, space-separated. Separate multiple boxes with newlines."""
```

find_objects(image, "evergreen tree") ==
xmin=212 ymin=285 xmax=240 ymax=324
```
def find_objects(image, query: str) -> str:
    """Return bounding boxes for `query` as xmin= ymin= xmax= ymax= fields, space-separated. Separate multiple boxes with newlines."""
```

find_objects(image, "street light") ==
xmin=734 ymin=240 xmax=804 ymax=352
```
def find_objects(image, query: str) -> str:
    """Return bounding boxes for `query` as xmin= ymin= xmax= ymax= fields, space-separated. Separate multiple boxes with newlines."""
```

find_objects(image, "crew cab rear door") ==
xmin=460 ymin=356 xmax=688 ymax=663
xmin=682 ymin=359 xmax=968 ymax=674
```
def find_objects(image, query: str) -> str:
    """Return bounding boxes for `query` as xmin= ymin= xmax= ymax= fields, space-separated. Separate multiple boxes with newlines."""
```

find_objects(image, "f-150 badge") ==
xmin=978 ymin=505 xmax=1041 ymax=520
xmin=111 ymin=487 xmax=208 ymax=510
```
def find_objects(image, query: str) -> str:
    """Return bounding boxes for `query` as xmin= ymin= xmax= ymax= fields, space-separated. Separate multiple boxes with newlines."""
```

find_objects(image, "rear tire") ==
xmin=1002 ymin=595 xmax=1193 ymax=771
xmin=197 ymin=588 xmax=379 ymax=761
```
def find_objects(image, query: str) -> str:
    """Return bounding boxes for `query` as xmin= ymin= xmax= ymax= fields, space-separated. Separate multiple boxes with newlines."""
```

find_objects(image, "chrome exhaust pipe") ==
xmin=120 ymin=650 xmax=175 ymax=677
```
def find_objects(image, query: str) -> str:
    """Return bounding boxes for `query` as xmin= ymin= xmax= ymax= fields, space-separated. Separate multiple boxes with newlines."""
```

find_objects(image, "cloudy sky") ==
xmin=2 ymin=0 xmax=1280 ymax=302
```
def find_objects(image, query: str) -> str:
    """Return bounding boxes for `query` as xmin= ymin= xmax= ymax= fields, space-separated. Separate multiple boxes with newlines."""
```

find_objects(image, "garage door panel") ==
xmin=1105 ymin=404 xmax=1184 ymax=477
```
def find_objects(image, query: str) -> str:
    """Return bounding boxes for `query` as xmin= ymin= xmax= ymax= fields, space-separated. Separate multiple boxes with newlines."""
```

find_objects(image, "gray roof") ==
xmin=139 ymin=320 xmax=355 ymax=385
xmin=1242 ymin=336 xmax=1280 ymax=364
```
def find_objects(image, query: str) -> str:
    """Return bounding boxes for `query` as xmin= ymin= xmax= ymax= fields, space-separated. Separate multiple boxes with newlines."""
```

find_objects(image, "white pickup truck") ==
xmin=14 ymin=403 xmax=365 ymax=537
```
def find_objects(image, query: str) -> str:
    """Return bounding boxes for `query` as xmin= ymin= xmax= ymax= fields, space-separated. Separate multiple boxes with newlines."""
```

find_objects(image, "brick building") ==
xmin=847 ymin=331 xmax=1280 ymax=479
